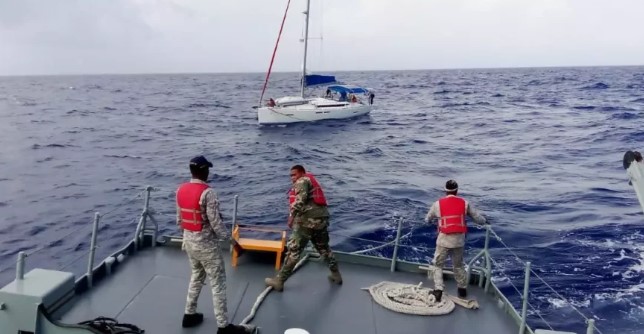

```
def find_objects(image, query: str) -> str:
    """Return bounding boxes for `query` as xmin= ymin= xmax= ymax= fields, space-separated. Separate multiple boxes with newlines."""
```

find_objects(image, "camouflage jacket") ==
xmin=290 ymin=176 xmax=329 ymax=226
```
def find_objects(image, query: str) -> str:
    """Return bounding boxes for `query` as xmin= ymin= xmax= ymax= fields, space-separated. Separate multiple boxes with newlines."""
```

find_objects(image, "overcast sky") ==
xmin=1 ymin=0 xmax=643 ymax=76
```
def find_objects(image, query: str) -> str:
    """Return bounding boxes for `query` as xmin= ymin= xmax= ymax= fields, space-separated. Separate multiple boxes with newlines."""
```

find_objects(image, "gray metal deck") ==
xmin=61 ymin=245 xmax=519 ymax=334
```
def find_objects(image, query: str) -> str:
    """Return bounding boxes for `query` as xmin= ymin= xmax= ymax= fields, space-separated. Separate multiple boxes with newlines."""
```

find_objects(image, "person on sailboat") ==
xmin=264 ymin=165 xmax=342 ymax=291
xmin=424 ymin=179 xmax=487 ymax=302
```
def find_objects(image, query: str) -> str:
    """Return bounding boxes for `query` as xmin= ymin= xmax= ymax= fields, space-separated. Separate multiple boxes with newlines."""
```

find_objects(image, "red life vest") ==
xmin=176 ymin=182 xmax=210 ymax=232
xmin=288 ymin=173 xmax=328 ymax=207
xmin=437 ymin=196 xmax=467 ymax=234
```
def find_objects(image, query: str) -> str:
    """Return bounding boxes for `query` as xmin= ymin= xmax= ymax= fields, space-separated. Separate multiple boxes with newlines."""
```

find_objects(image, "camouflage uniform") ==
xmin=277 ymin=176 xmax=339 ymax=282
xmin=177 ymin=179 xmax=230 ymax=328
xmin=424 ymin=196 xmax=486 ymax=291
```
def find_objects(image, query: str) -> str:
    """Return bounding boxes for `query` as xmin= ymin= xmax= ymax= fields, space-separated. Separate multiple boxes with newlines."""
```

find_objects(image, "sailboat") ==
xmin=256 ymin=0 xmax=375 ymax=125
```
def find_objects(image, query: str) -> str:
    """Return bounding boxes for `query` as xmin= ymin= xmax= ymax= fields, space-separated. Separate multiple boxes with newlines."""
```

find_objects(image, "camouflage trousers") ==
xmin=277 ymin=218 xmax=339 ymax=282
xmin=184 ymin=243 xmax=229 ymax=328
xmin=432 ymin=245 xmax=467 ymax=290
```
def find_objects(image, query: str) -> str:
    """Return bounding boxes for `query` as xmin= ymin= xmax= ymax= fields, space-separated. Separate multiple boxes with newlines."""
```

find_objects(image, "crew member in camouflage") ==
xmin=264 ymin=164 xmax=342 ymax=291
xmin=424 ymin=179 xmax=487 ymax=302
xmin=177 ymin=155 xmax=255 ymax=334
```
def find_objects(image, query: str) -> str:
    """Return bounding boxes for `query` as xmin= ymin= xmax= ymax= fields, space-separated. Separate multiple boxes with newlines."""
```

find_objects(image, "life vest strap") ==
xmin=439 ymin=214 xmax=464 ymax=220
xmin=180 ymin=208 xmax=202 ymax=213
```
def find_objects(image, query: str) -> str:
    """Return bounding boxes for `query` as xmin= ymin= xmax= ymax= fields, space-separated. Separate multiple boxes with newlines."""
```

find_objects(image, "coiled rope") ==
xmin=362 ymin=281 xmax=455 ymax=315
xmin=363 ymin=280 xmax=480 ymax=316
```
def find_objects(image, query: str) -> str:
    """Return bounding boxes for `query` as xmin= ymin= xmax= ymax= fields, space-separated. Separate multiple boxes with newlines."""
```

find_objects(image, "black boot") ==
xmin=432 ymin=289 xmax=443 ymax=302
xmin=218 ymin=323 xmax=258 ymax=334
xmin=182 ymin=313 xmax=203 ymax=328
xmin=458 ymin=287 xmax=467 ymax=298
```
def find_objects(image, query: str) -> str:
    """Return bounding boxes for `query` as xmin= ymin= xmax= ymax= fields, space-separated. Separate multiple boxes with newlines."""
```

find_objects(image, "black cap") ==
xmin=444 ymin=179 xmax=458 ymax=191
xmin=190 ymin=155 xmax=213 ymax=169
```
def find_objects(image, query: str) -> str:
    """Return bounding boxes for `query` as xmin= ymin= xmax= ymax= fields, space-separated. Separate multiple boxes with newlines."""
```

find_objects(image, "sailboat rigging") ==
xmin=256 ymin=0 xmax=375 ymax=125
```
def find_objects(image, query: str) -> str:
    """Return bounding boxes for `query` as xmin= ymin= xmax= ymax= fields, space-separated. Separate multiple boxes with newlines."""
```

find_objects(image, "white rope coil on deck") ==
xmin=363 ymin=281 xmax=480 ymax=316
xmin=362 ymin=281 xmax=455 ymax=315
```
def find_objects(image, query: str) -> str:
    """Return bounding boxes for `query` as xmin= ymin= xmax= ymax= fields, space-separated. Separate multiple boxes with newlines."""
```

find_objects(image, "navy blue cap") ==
xmin=444 ymin=180 xmax=458 ymax=191
xmin=190 ymin=155 xmax=213 ymax=169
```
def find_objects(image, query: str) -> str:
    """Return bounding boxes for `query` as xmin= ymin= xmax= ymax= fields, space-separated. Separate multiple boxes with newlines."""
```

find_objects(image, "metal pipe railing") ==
xmin=587 ymin=319 xmax=595 ymax=334
xmin=16 ymin=251 xmax=26 ymax=280
xmin=5 ymin=186 xmax=604 ymax=334
xmin=390 ymin=216 xmax=404 ymax=272
xmin=134 ymin=185 xmax=152 ymax=250
xmin=134 ymin=218 xmax=144 ymax=251
xmin=147 ymin=214 xmax=158 ymax=248
xmin=484 ymin=225 xmax=492 ymax=292
xmin=87 ymin=212 xmax=101 ymax=288
xmin=142 ymin=185 xmax=152 ymax=240
xmin=520 ymin=261 xmax=531 ymax=334
xmin=467 ymin=225 xmax=491 ymax=287
xmin=233 ymin=195 xmax=239 ymax=225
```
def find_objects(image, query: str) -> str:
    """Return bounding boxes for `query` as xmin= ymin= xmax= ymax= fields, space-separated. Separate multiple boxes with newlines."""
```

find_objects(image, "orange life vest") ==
xmin=176 ymin=182 xmax=209 ymax=231
xmin=288 ymin=173 xmax=328 ymax=207
xmin=437 ymin=196 xmax=467 ymax=234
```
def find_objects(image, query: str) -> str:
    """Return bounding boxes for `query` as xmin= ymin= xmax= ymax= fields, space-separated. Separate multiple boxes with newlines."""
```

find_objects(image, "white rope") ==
xmin=527 ymin=300 xmax=555 ymax=331
xmin=348 ymin=231 xmax=414 ymax=254
xmin=349 ymin=242 xmax=390 ymax=255
xmin=363 ymin=281 xmax=454 ymax=315
xmin=240 ymin=254 xmax=310 ymax=325
xmin=101 ymin=189 xmax=147 ymax=218
xmin=489 ymin=256 xmax=555 ymax=330
xmin=489 ymin=256 xmax=525 ymax=298
xmin=529 ymin=268 xmax=604 ymax=334
xmin=168 ymin=204 xmax=600 ymax=332
xmin=488 ymin=230 xmax=604 ymax=334
xmin=361 ymin=281 xmax=479 ymax=316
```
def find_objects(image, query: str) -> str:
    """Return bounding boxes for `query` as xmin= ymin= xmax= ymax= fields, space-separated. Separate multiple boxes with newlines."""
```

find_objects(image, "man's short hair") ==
xmin=291 ymin=165 xmax=306 ymax=173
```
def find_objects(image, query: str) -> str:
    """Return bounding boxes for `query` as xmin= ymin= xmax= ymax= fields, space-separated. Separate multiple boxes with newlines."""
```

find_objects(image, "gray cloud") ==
xmin=0 ymin=0 xmax=643 ymax=76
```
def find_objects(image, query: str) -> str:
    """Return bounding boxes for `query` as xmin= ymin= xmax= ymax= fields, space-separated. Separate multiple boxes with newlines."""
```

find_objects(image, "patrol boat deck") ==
xmin=60 ymin=244 xmax=518 ymax=334
xmin=0 ymin=187 xmax=602 ymax=334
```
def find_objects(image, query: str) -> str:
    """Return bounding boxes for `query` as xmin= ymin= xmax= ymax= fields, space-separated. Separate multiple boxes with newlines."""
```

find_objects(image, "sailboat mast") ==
xmin=300 ymin=0 xmax=311 ymax=98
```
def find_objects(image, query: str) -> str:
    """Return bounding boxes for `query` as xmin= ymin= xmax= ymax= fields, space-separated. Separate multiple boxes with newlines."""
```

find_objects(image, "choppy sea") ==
xmin=0 ymin=67 xmax=643 ymax=333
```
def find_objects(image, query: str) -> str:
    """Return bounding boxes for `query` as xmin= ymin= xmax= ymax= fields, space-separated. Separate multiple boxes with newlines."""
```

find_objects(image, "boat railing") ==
xmin=326 ymin=216 xmax=604 ymax=334
xmin=0 ymin=186 xmax=604 ymax=334
xmin=0 ymin=186 xmax=154 ymax=288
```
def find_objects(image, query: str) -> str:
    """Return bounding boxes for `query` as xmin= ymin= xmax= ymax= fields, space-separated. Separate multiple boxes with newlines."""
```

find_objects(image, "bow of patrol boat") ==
xmin=0 ymin=186 xmax=602 ymax=334
xmin=58 ymin=239 xmax=522 ymax=334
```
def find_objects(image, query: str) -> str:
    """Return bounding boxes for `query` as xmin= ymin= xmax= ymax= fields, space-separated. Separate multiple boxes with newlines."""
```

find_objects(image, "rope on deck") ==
xmin=362 ymin=281 xmax=479 ymax=316
xmin=240 ymin=254 xmax=310 ymax=325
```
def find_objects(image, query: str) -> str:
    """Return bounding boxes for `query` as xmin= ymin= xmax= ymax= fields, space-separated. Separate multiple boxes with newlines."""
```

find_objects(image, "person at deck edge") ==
xmin=425 ymin=179 xmax=487 ymax=302
xmin=176 ymin=155 xmax=252 ymax=334
xmin=264 ymin=164 xmax=342 ymax=291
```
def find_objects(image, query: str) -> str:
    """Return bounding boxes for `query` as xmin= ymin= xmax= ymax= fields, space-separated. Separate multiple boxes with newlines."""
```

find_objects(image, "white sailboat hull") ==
xmin=255 ymin=0 xmax=376 ymax=126
xmin=257 ymin=98 xmax=372 ymax=125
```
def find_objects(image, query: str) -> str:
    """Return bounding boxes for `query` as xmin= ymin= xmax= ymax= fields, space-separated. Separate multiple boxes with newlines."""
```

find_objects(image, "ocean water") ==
xmin=0 ymin=67 xmax=643 ymax=333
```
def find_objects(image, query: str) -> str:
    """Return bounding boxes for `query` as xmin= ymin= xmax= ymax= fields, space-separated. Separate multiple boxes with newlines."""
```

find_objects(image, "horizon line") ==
xmin=1 ymin=63 xmax=643 ymax=78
